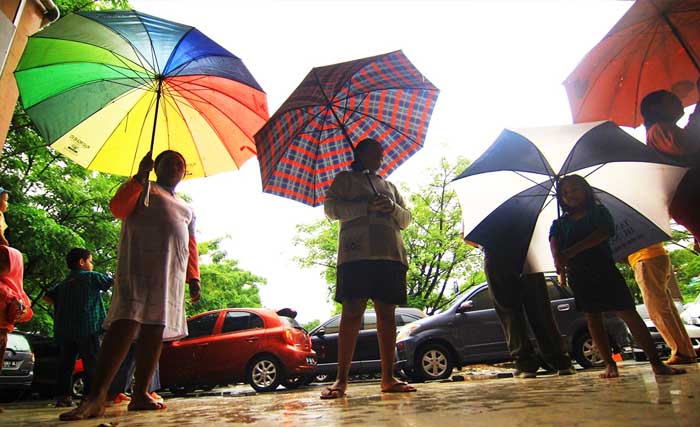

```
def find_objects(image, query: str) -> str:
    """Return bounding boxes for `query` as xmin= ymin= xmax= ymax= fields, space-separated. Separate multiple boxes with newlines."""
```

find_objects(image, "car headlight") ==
xmin=396 ymin=323 xmax=421 ymax=341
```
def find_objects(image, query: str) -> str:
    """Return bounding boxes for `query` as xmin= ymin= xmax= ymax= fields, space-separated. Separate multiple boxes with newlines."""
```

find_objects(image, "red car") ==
xmin=160 ymin=308 xmax=316 ymax=393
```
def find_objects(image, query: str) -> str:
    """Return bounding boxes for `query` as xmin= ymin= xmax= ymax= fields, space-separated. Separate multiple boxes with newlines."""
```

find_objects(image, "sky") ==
xmin=127 ymin=0 xmax=634 ymax=324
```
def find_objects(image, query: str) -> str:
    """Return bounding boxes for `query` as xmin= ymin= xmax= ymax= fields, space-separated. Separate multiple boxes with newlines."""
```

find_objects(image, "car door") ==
xmin=453 ymin=286 xmax=509 ymax=362
xmin=200 ymin=310 xmax=264 ymax=383
xmin=161 ymin=312 xmax=219 ymax=386
xmin=312 ymin=316 xmax=341 ymax=367
xmin=546 ymin=277 xmax=579 ymax=337
xmin=354 ymin=312 xmax=379 ymax=370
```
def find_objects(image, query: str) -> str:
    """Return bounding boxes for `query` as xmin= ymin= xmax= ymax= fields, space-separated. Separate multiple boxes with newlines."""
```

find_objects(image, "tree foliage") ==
xmin=185 ymin=238 xmax=265 ymax=317
xmin=293 ymin=157 xmax=484 ymax=315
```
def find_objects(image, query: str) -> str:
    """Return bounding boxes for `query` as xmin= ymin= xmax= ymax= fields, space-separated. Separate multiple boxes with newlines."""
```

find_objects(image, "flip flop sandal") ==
xmin=320 ymin=387 xmax=347 ymax=400
xmin=381 ymin=382 xmax=417 ymax=393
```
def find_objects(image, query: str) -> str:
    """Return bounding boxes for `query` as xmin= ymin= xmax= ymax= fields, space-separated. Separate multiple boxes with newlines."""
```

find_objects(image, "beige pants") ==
xmin=634 ymin=255 xmax=695 ymax=358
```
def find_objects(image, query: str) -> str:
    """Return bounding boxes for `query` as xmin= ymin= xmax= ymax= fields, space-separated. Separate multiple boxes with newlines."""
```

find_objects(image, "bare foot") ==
xmin=599 ymin=363 xmax=619 ymax=379
xmin=652 ymin=363 xmax=686 ymax=376
xmin=59 ymin=399 xmax=105 ymax=421
xmin=381 ymin=380 xmax=417 ymax=393
xmin=127 ymin=392 xmax=167 ymax=411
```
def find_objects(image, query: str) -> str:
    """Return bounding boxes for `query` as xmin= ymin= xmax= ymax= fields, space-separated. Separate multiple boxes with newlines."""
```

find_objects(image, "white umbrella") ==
xmin=451 ymin=121 xmax=687 ymax=274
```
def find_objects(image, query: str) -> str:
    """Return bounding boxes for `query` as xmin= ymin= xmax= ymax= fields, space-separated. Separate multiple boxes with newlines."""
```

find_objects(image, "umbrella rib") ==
xmin=161 ymin=84 xmax=211 ymax=174
xmin=574 ymin=20 xmax=657 ymax=120
xmin=163 ymin=79 xmax=260 ymax=143
xmin=133 ymin=11 xmax=162 ymax=73
xmin=161 ymin=27 xmax=194 ymax=75
xmin=70 ymin=14 xmax=157 ymax=73
xmin=84 ymin=90 xmax=157 ymax=174
xmin=632 ymin=23 xmax=662 ymax=126
xmin=165 ymin=77 xmax=269 ymax=123
xmin=23 ymin=77 xmax=150 ymax=112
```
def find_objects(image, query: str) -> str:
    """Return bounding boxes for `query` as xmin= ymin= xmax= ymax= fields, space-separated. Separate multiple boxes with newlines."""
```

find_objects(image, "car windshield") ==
xmin=7 ymin=334 xmax=31 ymax=352
xmin=279 ymin=316 xmax=303 ymax=330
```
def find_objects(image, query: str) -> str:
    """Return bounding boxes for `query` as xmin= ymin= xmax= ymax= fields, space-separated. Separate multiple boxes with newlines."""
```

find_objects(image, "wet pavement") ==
xmin=3 ymin=361 xmax=698 ymax=427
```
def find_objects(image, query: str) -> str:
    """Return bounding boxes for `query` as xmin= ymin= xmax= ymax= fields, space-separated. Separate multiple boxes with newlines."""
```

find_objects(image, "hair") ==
xmin=154 ymin=150 xmax=187 ymax=172
xmin=556 ymin=174 xmax=596 ymax=215
xmin=640 ymin=90 xmax=678 ymax=130
xmin=66 ymin=248 xmax=91 ymax=270
xmin=350 ymin=138 xmax=381 ymax=172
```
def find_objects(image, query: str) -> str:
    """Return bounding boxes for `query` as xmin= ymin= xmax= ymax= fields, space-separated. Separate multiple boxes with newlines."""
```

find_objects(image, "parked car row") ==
xmin=4 ymin=281 xmax=698 ymax=398
xmin=396 ymin=276 xmax=629 ymax=381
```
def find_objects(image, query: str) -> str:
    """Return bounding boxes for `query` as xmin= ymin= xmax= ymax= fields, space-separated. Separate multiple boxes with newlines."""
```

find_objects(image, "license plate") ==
xmin=3 ymin=360 xmax=17 ymax=368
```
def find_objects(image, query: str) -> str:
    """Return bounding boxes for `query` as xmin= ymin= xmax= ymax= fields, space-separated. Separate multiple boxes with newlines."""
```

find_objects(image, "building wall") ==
xmin=0 ymin=0 xmax=53 ymax=149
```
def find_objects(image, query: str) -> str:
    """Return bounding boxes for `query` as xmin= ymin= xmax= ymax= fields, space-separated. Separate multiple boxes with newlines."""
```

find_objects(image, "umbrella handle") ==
xmin=140 ymin=180 xmax=150 ymax=207
xmin=363 ymin=170 xmax=379 ymax=196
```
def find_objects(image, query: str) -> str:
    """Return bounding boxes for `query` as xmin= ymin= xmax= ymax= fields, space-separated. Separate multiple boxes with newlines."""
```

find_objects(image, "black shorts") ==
xmin=335 ymin=260 xmax=408 ymax=305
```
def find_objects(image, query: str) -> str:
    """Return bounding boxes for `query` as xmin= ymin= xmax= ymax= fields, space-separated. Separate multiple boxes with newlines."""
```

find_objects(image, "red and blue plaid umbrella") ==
xmin=254 ymin=50 xmax=439 ymax=206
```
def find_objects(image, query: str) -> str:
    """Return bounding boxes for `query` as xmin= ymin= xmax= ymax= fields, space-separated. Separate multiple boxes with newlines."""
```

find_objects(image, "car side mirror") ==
xmin=457 ymin=300 xmax=475 ymax=313
xmin=316 ymin=327 xmax=326 ymax=336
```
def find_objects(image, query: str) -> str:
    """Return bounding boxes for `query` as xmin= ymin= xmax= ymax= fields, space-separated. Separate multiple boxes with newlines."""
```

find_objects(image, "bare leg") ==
xmin=320 ymin=299 xmax=366 ymax=399
xmin=129 ymin=324 xmax=166 ymax=410
xmin=616 ymin=309 xmax=685 ymax=376
xmin=585 ymin=313 xmax=618 ymax=378
xmin=375 ymin=300 xmax=416 ymax=392
xmin=60 ymin=320 xmax=141 ymax=421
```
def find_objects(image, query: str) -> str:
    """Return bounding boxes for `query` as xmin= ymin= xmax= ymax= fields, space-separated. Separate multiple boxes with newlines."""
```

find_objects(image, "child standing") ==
xmin=0 ymin=187 xmax=10 ymax=246
xmin=44 ymin=248 xmax=113 ymax=407
xmin=640 ymin=82 xmax=700 ymax=248
xmin=0 ymin=245 xmax=32 ymax=412
xmin=549 ymin=175 xmax=684 ymax=378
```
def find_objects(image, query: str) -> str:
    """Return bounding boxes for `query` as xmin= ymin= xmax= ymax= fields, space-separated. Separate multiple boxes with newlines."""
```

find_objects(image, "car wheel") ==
xmin=313 ymin=372 xmax=335 ymax=383
xmin=71 ymin=373 xmax=85 ymax=399
xmin=414 ymin=343 xmax=454 ymax=381
xmin=247 ymin=355 xmax=283 ymax=392
xmin=281 ymin=375 xmax=303 ymax=389
xmin=572 ymin=332 xmax=605 ymax=369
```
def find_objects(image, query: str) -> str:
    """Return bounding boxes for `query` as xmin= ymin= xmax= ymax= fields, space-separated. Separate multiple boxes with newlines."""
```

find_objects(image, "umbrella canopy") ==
xmin=564 ymin=0 xmax=700 ymax=128
xmin=14 ymin=10 xmax=269 ymax=179
xmin=451 ymin=121 xmax=687 ymax=274
xmin=254 ymin=50 xmax=439 ymax=206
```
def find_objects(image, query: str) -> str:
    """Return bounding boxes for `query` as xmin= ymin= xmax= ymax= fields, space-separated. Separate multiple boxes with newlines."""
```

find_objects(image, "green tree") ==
xmin=186 ymin=238 xmax=265 ymax=317
xmin=402 ymin=157 xmax=482 ymax=314
xmin=293 ymin=157 xmax=483 ymax=314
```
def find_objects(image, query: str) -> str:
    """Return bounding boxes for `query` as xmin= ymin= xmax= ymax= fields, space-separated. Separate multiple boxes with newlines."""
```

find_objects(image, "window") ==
xmin=469 ymin=288 xmax=494 ymax=311
xmin=7 ymin=333 xmax=30 ymax=352
xmin=322 ymin=316 xmax=341 ymax=334
xmin=221 ymin=311 xmax=263 ymax=333
xmin=362 ymin=312 xmax=377 ymax=330
xmin=186 ymin=313 xmax=218 ymax=339
xmin=398 ymin=314 xmax=421 ymax=326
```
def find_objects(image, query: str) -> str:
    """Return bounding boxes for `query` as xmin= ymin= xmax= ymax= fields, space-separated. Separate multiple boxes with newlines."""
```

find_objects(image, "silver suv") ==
xmin=396 ymin=276 xmax=629 ymax=381
xmin=0 ymin=332 xmax=34 ymax=399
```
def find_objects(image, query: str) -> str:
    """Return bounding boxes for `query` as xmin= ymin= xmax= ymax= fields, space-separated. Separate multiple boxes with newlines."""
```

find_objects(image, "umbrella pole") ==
xmin=311 ymin=70 xmax=379 ymax=196
xmin=661 ymin=13 xmax=700 ymax=73
xmin=141 ymin=78 xmax=164 ymax=207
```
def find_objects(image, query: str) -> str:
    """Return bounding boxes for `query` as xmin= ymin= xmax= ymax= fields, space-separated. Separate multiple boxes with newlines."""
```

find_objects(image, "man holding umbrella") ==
xmin=480 ymin=247 xmax=576 ymax=378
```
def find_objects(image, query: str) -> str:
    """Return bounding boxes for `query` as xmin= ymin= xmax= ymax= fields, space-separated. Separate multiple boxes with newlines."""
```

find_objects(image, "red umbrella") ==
xmin=254 ymin=50 xmax=439 ymax=206
xmin=564 ymin=0 xmax=700 ymax=128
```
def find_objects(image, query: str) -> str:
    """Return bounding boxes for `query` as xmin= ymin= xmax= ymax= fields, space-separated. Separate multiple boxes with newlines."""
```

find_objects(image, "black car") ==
xmin=15 ymin=332 xmax=85 ymax=398
xmin=0 ymin=332 xmax=34 ymax=400
xmin=310 ymin=308 xmax=426 ymax=381
xmin=396 ymin=276 xmax=630 ymax=381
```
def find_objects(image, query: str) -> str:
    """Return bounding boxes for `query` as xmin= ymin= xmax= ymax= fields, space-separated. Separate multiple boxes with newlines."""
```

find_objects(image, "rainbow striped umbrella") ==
xmin=14 ymin=10 xmax=268 ymax=179
xmin=254 ymin=50 xmax=439 ymax=206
